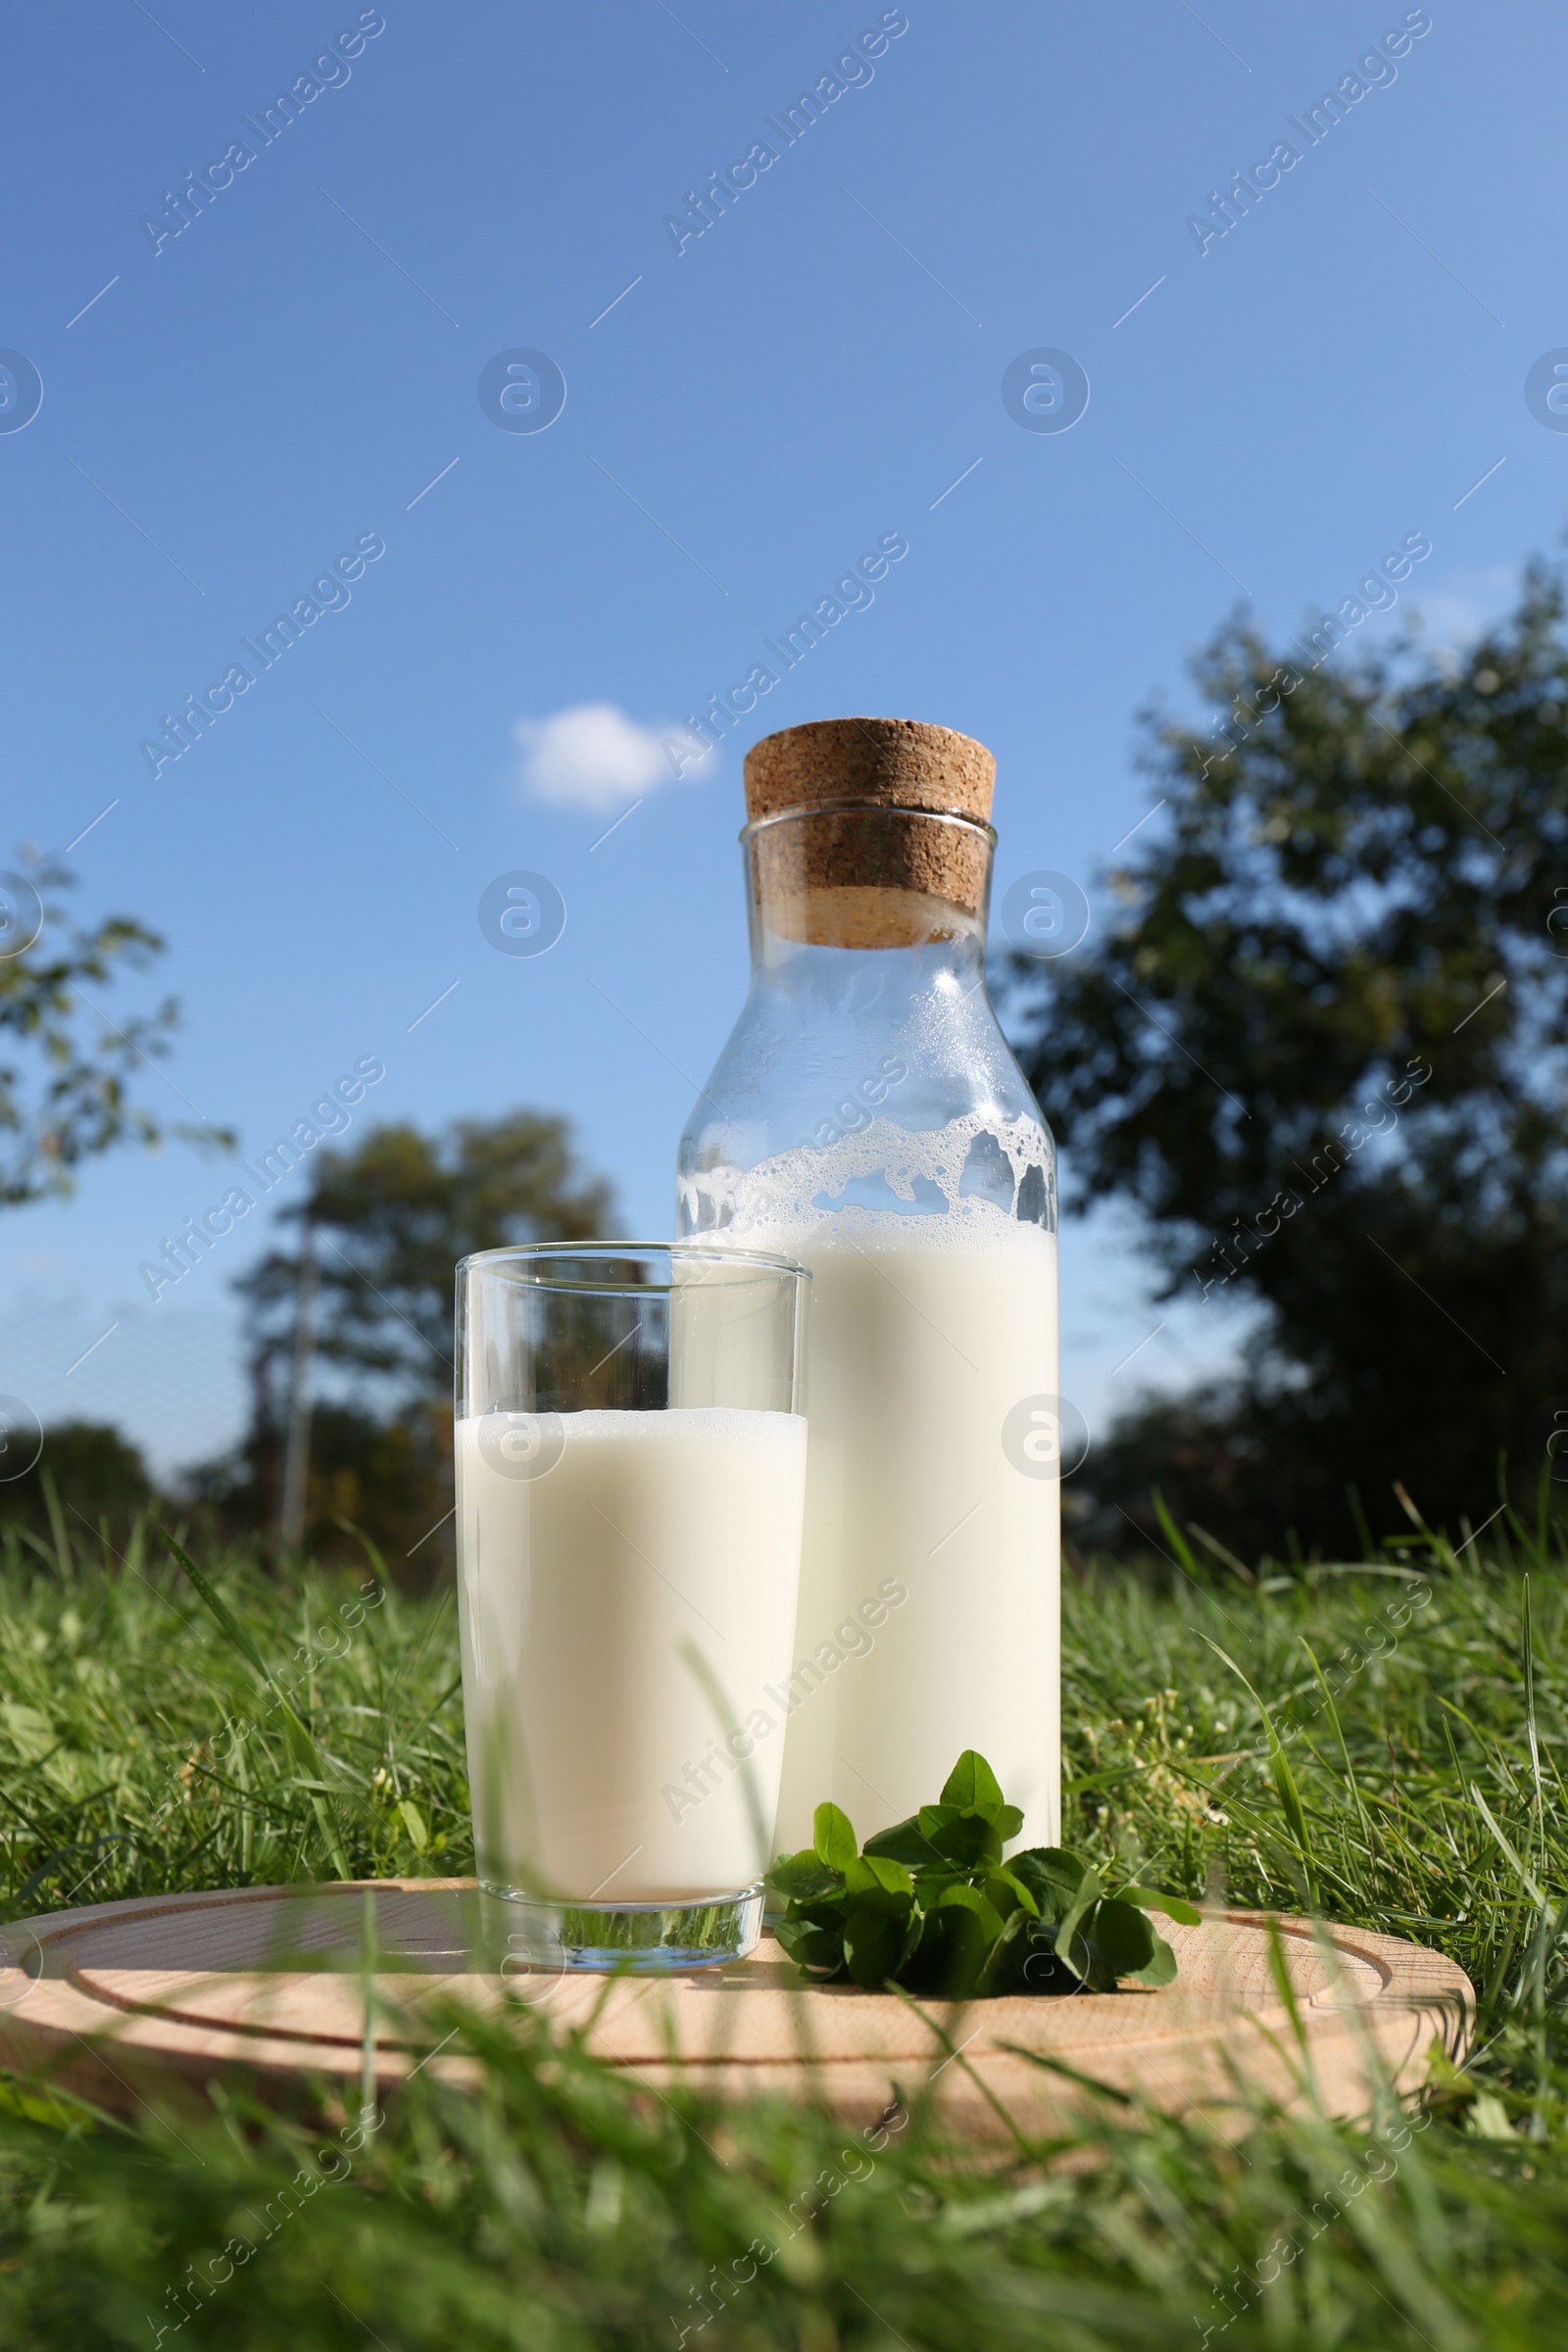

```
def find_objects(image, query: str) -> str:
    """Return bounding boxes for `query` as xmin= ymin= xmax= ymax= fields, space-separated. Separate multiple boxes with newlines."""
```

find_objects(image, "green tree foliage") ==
xmin=1007 ymin=564 xmax=1568 ymax=1555
xmin=242 ymin=1112 xmax=616 ymax=1400
xmin=220 ymin=1112 xmax=614 ymax=1560
xmin=0 ymin=859 xmax=203 ymax=1203
xmin=0 ymin=1421 xmax=156 ymax=1560
xmin=186 ymin=1400 xmax=452 ymax=1575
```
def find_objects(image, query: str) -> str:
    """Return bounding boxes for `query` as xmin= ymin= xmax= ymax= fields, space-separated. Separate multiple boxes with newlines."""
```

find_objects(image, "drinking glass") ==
xmin=455 ymin=1242 xmax=809 ymax=1971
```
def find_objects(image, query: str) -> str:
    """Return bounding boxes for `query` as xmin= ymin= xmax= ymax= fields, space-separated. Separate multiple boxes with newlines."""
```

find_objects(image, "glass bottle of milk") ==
xmin=676 ymin=717 xmax=1059 ymax=1856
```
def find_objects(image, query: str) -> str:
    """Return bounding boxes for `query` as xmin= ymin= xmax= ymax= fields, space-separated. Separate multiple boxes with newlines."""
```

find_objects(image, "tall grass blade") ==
xmin=152 ymin=1520 xmax=351 ymax=1880
xmin=1152 ymin=1489 xmax=1201 ymax=1579
xmin=1201 ymin=1635 xmax=1320 ymax=1907
xmin=1469 ymin=1782 xmax=1545 ymax=1910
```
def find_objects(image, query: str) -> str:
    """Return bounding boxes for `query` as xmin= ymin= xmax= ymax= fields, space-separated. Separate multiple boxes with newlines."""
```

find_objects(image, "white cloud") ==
xmin=513 ymin=702 xmax=713 ymax=812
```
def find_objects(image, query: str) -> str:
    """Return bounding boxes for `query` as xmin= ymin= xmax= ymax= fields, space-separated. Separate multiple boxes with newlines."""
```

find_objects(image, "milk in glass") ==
xmin=458 ymin=1406 xmax=808 ymax=1900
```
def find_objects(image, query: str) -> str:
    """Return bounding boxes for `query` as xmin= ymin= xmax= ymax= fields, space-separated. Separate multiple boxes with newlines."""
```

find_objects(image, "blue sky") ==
xmin=1 ymin=0 xmax=1562 ymax=1477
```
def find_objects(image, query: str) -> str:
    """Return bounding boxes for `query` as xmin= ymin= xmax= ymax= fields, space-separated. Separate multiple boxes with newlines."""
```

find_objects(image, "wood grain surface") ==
xmin=0 ymin=1881 xmax=1474 ymax=2140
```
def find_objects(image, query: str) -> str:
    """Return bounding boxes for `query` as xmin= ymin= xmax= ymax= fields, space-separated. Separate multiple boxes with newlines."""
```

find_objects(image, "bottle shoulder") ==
xmin=676 ymin=968 xmax=1055 ymax=1239
xmin=680 ymin=970 xmax=1050 ymax=1148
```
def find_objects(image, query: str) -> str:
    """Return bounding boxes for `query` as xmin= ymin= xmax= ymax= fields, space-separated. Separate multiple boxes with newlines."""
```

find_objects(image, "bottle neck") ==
xmin=748 ymin=920 xmax=990 ymax=1010
xmin=743 ymin=803 xmax=995 ymax=971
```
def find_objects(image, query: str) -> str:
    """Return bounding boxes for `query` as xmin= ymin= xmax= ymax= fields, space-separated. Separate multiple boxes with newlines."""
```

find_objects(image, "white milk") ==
xmin=716 ymin=1113 xmax=1060 ymax=1854
xmin=456 ymin=1406 xmax=807 ymax=1903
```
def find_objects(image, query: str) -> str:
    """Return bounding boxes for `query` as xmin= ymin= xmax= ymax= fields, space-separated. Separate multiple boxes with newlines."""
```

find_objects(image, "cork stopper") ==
xmin=744 ymin=717 xmax=995 ymax=826
xmin=743 ymin=718 xmax=996 ymax=949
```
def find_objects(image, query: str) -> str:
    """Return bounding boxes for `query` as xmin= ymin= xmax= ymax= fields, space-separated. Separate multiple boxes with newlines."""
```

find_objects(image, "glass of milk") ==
xmin=455 ymin=1242 xmax=809 ymax=1971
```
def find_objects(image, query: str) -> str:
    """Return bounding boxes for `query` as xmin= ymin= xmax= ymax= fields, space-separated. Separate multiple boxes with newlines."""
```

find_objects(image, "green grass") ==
xmin=1 ymin=1501 xmax=1566 ymax=2348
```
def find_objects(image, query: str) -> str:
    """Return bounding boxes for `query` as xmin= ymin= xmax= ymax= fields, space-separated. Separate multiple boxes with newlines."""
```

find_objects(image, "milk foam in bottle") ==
xmin=676 ymin=717 xmax=1059 ymax=1854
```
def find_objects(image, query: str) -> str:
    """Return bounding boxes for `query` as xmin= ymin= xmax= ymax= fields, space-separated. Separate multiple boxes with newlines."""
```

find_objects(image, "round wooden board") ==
xmin=0 ymin=1880 xmax=1473 ymax=2141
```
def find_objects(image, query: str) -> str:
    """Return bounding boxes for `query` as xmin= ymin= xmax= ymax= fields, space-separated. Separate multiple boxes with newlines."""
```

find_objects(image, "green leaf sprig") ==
xmin=765 ymin=1750 xmax=1199 ymax=2000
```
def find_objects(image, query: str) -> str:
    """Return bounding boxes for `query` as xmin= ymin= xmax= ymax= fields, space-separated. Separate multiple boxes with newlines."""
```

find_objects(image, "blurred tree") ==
xmin=1 ymin=858 xmax=217 ymax=1202
xmin=220 ymin=1113 xmax=614 ymax=1566
xmin=1007 ymin=563 xmax=1568 ymax=1556
xmin=185 ymin=1401 xmax=452 ymax=1576
xmin=0 ymin=1421 xmax=156 ymax=1562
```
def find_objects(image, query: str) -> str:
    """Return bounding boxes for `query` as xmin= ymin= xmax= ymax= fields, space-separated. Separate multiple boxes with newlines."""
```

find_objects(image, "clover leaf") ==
xmin=812 ymin=1801 xmax=858 ymax=1872
xmin=940 ymin=1749 xmax=1004 ymax=1816
xmin=767 ymin=1851 xmax=844 ymax=1903
xmin=862 ymin=1815 xmax=943 ymax=1868
xmin=764 ymin=1753 xmax=1190 ymax=2000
